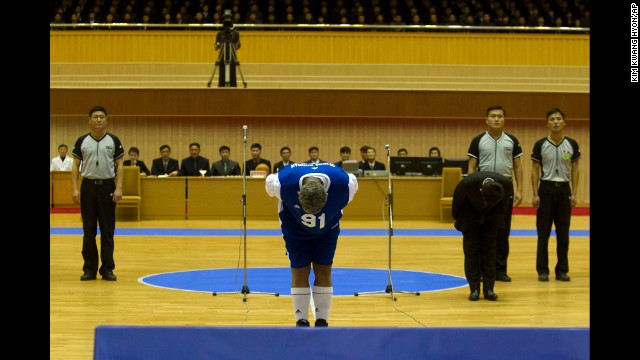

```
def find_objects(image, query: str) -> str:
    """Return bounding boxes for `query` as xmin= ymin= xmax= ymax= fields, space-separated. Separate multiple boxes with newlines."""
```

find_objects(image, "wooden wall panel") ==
xmin=50 ymin=89 xmax=589 ymax=206
xmin=50 ymin=30 xmax=589 ymax=67
xmin=50 ymin=116 xmax=589 ymax=206
xmin=49 ymin=89 xmax=590 ymax=120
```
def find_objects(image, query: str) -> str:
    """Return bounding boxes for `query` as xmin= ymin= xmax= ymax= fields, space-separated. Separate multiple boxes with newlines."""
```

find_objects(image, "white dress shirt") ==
xmin=50 ymin=156 xmax=74 ymax=171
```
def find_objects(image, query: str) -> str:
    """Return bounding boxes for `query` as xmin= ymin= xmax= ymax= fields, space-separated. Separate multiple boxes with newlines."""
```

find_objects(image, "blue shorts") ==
xmin=283 ymin=226 xmax=340 ymax=269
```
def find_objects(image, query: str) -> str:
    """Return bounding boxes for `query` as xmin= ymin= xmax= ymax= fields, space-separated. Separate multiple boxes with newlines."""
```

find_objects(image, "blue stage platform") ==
xmin=94 ymin=326 xmax=589 ymax=360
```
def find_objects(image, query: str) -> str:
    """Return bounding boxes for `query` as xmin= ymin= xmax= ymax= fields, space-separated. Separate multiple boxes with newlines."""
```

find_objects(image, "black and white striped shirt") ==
xmin=468 ymin=131 xmax=523 ymax=178
xmin=531 ymin=137 xmax=580 ymax=182
xmin=72 ymin=132 xmax=124 ymax=179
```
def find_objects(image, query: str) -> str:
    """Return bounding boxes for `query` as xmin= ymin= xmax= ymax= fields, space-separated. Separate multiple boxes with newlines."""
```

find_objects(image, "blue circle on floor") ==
xmin=140 ymin=267 xmax=467 ymax=296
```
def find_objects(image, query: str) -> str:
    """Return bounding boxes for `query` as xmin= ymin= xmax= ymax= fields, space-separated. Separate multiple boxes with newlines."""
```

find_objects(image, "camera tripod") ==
xmin=207 ymin=40 xmax=247 ymax=88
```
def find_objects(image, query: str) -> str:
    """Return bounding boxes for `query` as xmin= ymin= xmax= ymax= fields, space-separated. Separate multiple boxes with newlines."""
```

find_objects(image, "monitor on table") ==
xmin=419 ymin=156 xmax=443 ymax=176
xmin=390 ymin=156 xmax=427 ymax=176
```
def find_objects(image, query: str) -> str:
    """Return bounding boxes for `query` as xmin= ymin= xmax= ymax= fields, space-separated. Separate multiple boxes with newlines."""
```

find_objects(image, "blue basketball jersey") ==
xmin=277 ymin=163 xmax=350 ymax=236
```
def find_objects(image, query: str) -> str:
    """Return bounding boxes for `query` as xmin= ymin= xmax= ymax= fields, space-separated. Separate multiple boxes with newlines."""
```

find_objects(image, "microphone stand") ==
xmin=354 ymin=145 xmax=420 ymax=301
xmin=212 ymin=125 xmax=279 ymax=302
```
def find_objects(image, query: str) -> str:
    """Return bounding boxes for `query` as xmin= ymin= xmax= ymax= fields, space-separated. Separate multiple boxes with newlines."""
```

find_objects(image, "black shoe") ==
xmin=555 ymin=273 xmax=571 ymax=281
xmin=483 ymin=290 xmax=498 ymax=301
xmin=80 ymin=271 xmax=97 ymax=281
xmin=538 ymin=273 xmax=549 ymax=282
xmin=102 ymin=271 xmax=117 ymax=281
xmin=315 ymin=319 xmax=328 ymax=327
xmin=296 ymin=319 xmax=310 ymax=327
xmin=469 ymin=290 xmax=480 ymax=301
xmin=495 ymin=273 xmax=512 ymax=282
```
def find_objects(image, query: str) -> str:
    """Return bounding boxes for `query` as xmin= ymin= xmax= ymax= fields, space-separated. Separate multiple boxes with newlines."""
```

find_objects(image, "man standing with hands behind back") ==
xmin=71 ymin=105 xmax=124 ymax=282
xmin=467 ymin=105 xmax=523 ymax=282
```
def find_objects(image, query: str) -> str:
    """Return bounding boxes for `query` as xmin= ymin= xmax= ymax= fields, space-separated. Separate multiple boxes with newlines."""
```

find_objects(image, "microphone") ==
xmin=242 ymin=125 xmax=247 ymax=141
xmin=385 ymin=144 xmax=390 ymax=151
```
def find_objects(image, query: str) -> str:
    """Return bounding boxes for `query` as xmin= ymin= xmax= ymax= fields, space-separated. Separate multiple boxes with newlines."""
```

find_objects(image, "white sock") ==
xmin=312 ymin=286 xmax=333 ymax=321
xmin=291 ymin=287 xmax=311 ymax=321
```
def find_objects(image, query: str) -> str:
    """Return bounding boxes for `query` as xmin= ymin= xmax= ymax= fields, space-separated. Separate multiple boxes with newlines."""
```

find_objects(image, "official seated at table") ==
xmin=359 ymin=147 xmax=386 ymax=171
xmin=179 ymin=143 xmax=211 ymax=176
xmin=151 ymin=144 xmax=180 ymax=177
xmin=211 ymin=145 xmax=241 ymax=176
xmin=245 ymin=143 xmax=271 ymax=175
xmin=123 ymin=146 xmax=151 ymax=176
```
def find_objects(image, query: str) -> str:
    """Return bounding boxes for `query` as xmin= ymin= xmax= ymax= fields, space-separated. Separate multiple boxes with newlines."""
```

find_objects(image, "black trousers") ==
xmin=80 ymin=179 xmax=117 ymax=275
xmin=536 ymin=181 xmax=572 ymax=275
xmin=496 ymin=190 xmax=514 ymax=275
xmin=463 ymin=222 xmax=498 ymax=293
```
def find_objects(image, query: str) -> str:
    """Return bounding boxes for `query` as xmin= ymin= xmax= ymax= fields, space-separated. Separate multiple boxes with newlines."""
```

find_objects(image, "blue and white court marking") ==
xmin=50 ymin=227 xmax=590 ymax=237
xmin=52 ymin=226 xmax=588 ymax=295
xmin=139 ymin=267 xmax=468 ymax=296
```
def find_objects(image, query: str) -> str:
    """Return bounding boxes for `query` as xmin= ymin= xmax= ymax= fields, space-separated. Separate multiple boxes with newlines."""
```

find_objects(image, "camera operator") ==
xmin=215 ymin=10 xmax=241 ymax=87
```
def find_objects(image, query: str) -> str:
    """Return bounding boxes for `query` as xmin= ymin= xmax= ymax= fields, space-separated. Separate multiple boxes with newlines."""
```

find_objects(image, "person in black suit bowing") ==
xmin=179 ymin=143 xmax=211 ymax=176
xmin=359 ymin=147 xmax=386 ymax=171
xmin=211 ymin=145 xmax=241 ymax=176
xmin=452 ymin=171 xmax=513 ymax=302
xmin=151 ymin=144 xmax=180 ymax=176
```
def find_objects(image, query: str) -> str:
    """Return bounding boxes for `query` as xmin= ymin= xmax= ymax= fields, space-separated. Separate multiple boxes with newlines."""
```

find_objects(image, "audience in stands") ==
xmin=50 ymin=0 xmax=589 ymax=29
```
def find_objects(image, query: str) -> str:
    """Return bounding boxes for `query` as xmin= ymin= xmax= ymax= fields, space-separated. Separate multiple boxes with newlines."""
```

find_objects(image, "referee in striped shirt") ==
xmin=72 ymin=105 xmax=125 ymax=282
xmin=531 ymin=108 xmax=580 ymax=282
xmin=467 ymin=105 xmax=524 ymax=282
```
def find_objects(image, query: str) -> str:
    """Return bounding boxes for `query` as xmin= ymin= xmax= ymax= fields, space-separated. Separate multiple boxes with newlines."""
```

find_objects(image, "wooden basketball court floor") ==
xmin=50 ymin=213 xmax=590 ymax=359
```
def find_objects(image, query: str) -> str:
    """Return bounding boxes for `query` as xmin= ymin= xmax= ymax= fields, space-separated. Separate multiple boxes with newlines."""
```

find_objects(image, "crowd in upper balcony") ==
xmin=50 ymin=0 xmax=590 ymax=28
